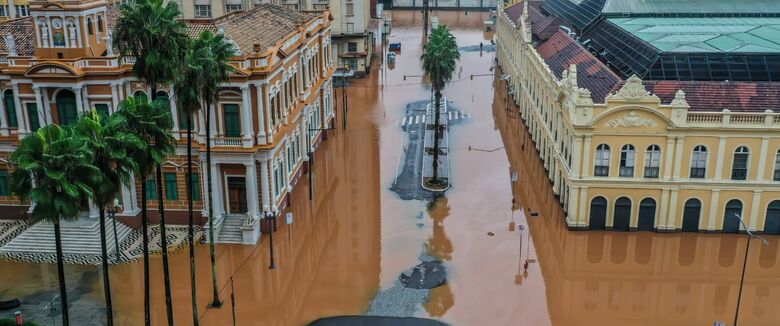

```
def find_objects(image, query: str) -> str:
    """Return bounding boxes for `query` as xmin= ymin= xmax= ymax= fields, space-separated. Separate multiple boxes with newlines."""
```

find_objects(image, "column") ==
xmin=571 ymin=136 xmax=582 ymax=178
xmin=209 ymin=103 xmax=218 ymax=137
xmin=210 ymin=162 xmax=223 ymax=217
xmin=110 ymin=83 xmax=119 ymax=114
xmin=260 ymin=159 xmax=270 ymax=211
xmin=749 ymin=190 xmax=762 ymax=231
xmin=74 ymin=86 xmax=84 ymax=113
xmin=707 ymin=189 xmax=720 ymax=230
xmin=714 ymin=136 xmax=727 ymax=181
xmin=169 ymin=86 xmax=180 ymax=137
xmin=80 ymin=86 xmax=89 ymax=111
xmin=197 ymin=110 xmax=207 ymax=140
xmin=672 ymin=136 xmax=685 ymax=179
xmin=567 ymin=186 xmax=580 ymax=226
xmin=756 ymin=137 xmax=769 ymax=181
xmin=11 ymin=84 xmax=25 ymax=135
xmin=8 ymin=0 xmax=15 ymax=19
xmin=667 ymin=188 xmax=679 ymax=230
xmin=577 ymin=187 xmax=588 ymax=226
xmin=240 ymin=85 xmax=253 ymax=147
xmin=33 ymin=86 xmax=47 ymax=127
xmin=0 ymin=87 xmax=8 ymax=136
xmin=244 ymin=161 xmax=259 ymax=219
xmin=580 ymin=135 xmax=592 ymax=177
xmin=200 ymin=160 xmax=209 ymax=215
xmin=663 ymin=137 xmax=675 ymax=180
xmin=659 ymin=189 xmax=670 ymax=229
xmin=255 ymin=83 xmax=267 ymax=144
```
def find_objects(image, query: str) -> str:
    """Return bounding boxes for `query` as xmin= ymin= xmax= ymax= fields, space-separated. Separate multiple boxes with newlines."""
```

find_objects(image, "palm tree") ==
xmin=421 ymin=25 xmax=460 ymax=187
xmin=115 ymin=0 xmax=187 ymax=324
xmin=74 ymin=111 xmax=145 ymax=326
xmin=10 ymin=125 xmax=102 ymax=326
xmin=195 ymin=30 xmax=235 ymax=310
xmin=114 ymin=96 xmax=175 ymax=326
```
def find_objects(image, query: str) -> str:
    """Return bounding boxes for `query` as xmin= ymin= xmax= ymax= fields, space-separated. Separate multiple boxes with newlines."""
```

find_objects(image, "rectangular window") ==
xmin=4 ymin=91 xmax=17 ymax=128
xmin=26 ymin=103 xmax=39 ymax=132
xmin=0 ymin=5 xmax=7 ymax=17
xmin=194 ymin=4 xmax=211 ymax=17
xmin=0 ymin=170 xmax=8 ymax=196
xmin=644 ymin=151 xmax=660 ymax=178
xmin=225 ymin=4 xmax=242 ymax=12
xmin=346 ymin=3 xmax=354 ymax=16
xmin=15 ymin=5 xmax=29 ymax=17
xmin=94 ymin=103 xmax=110 ymax=119
xmin=346 ymin=23 xmax=354 ymax=34
xmin=732 ymin=154 xmax=749 ymax=180
xmin=347 ymin=42 xmax=358 ymax=52
xmin=690 ymin=151 xmax=707 ymax=178
xmin=187 ymin=173 xmax=200 ymax=200
xmin=145 ymin=177 xmax=157 ymax=200
xmin=164 ymin=173 xmax=178 ymax=200
xmin=775 ymin=153 xmax=780 ymax=181
xmin=222 ymin=104 xmax=241 ymax=137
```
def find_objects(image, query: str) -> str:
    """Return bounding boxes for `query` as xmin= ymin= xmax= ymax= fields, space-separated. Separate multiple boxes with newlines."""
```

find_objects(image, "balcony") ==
xmin=686 ymin=109 xmax=780 ymax=128
xmin=210 ymin=136 xmax=243 ymax=147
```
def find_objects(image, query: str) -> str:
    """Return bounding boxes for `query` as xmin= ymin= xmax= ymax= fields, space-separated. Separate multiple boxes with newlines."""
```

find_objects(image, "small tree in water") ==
xmin=421 ymin=25 xmax=460 ymax=187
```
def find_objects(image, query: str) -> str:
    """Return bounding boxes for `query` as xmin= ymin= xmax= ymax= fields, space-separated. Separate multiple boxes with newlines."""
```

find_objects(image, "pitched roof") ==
xmin=529 ymin=4 xmax=565 ymax=40
xmin=602 ymin=0 xmax=780 ymax=15
xmin=185 ymin=4 xmax=316 ymax=56
xmin=503 ymin=1 xmax=525 ymax=24
xmin=613 ymin=80 xmax=780 ymax=112
xmin=0 ymin=17 xmax=35 ymax=56
xmin=536 ymin=29 xmax=622 ymax=103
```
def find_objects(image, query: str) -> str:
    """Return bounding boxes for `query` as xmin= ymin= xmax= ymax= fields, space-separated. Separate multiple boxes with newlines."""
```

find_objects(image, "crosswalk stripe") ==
xmin=415 ymin=115 xmax=420 ymax=124
xmin=422 ymin=115 xmax=426 ymax=123
xmin=401 ymin=117 xmax=408 ymax=126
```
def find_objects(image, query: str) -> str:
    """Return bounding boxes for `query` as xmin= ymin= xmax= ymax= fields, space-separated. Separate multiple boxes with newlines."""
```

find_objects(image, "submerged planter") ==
xmin=421 ymin=97 xmax=451 ymax=192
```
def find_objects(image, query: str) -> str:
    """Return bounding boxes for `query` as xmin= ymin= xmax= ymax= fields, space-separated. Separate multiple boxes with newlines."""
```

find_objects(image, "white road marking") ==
xmin=415 ymin=115 xmax=420 ymax=124
xmin=401 ymin=117 xmax=408 ymax=126
xmin=422 ymin=115 xmax=426 ymax=123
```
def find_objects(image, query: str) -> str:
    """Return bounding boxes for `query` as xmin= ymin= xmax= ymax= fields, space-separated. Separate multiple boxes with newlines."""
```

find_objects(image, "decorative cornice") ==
xmin=605 ymin=110 xmax=657 ymax=128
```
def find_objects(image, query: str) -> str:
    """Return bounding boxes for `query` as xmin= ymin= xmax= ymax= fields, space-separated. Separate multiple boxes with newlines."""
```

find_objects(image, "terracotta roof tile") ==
xmin=613 ymin=80 xmax=780 ymax=113
xmin=536 ymin=29 xmax=622 ymax=103
xmin=503 ymin=1 xmax=525 ymax=24
xmin=185 ymin=4 xmax=316 ymax=56
xmin=529 ymin=5 xmax=565 ymax=41
xmin=0 ymin=17 xmax=35 ymax=56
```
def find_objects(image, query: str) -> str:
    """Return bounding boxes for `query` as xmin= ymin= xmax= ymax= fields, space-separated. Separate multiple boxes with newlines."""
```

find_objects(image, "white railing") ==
xmin=121 ymin=57 xmax=137 ymax=65
xmin=686 ymin=109 xmax=779 ymax=128
xmin=210 ymin=136 xmax=243 ymax=146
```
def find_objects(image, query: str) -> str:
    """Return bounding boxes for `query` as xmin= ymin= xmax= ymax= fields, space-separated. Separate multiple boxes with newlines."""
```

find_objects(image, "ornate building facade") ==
xmin=496 ymin=1 xmax=780 ymax=233
xmin=0 ymin=0 xmax=335 ymax=244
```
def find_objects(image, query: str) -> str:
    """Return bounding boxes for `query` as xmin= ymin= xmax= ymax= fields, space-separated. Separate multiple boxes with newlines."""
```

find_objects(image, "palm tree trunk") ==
xmin=53 ymin=218 xmax=70 ymax=326
xmin=187 ymin=113 xmax=200 ymax=325
xmin=155 ymin=165 xmax=174 ymax=326
xmin=206 ymin=98 xmax=222 ymax=308
xmin=99 ymin=209 xmax=114 ymax=326
xmin=432 ymin=89 xmax=441 ymax=182
xmin=423 ymin=0 xmax=429 ymax=38
xmin=151 ymin=86 xmax=175 ymax=325
xmin=141 ymin=178 xmax=151 ymax=326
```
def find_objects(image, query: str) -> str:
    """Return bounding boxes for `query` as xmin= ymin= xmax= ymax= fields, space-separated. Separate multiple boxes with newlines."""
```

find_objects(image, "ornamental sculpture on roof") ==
xmin=606 ymin=110 xmax=657 ymax=128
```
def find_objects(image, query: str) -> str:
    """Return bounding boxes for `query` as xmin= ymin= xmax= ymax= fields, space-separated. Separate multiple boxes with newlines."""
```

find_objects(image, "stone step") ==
xmin=0 ymin=218 xmax=132 ymax=255
xmin=216 ymin=215 xmax=246 ymax=244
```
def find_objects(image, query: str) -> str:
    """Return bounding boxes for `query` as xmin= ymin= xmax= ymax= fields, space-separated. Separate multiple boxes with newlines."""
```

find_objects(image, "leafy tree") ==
xmin=115 ymin=0 xmax=187 ymax=323
xmin=421 ymin=25 xmax=460 ymax=187
xmin=10 ymin=125 xmax=101 ymax=326
xmin=74 ymin=110 xmax=145 ymax=326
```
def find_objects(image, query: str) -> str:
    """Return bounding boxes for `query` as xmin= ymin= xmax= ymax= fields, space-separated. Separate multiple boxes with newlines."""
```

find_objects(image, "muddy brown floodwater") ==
xmin=2 ymin=10 xmax=780 ymax=326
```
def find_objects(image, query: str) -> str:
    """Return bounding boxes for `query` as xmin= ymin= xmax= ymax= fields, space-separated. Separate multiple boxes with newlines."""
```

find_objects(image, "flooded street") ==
xmin=2 ymin=10 xmax=780 ymax=326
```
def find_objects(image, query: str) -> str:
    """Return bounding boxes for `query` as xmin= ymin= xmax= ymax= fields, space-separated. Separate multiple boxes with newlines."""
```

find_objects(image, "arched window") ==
xmin=690 ymin=145 xmax=707 ymax=178
xmin=773 ymin=150 xmax=780 ymax=181
xmin=3 ymin=90 xmax=17 ymax=128
xmin=133 ymin=91 xmax=147 ymax=101
xmin=589 ymin=196 xmax=607 ymax=230
xmin=644 ymin=145 xmax=661 ymax=178
xmin=731 ymin=146 xmax=749 ymax=180
xmin=613 ymin=197 xmax=631 ymax=231
xmin=682 ymin=198 xmax=701 ymax=232
xmin=723 ymin=199 xmax=743 ymax=233
xmin=87 ymin=17 xmax=93 ymax=35
xmin=55 ymin=90 xmax=78 ymax=125
xmin=97 ymin=15 xmax=104 ymax=33
xmin=619 ymin=145 xmax=635 ymax=177
xmin=594 ymin=144 xmax=610 ymax=176
xmin=764 ymin=200 xmax=780 ymax=235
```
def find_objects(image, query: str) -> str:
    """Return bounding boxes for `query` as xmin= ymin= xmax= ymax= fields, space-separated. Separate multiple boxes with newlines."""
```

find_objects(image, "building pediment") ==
xmin=24 ymin=62 xmax=82 ymax=78
xmin=606 ymin=75 xmax=660 ymax=104
xmin=590 ymin=106 xmax=676 ymax=131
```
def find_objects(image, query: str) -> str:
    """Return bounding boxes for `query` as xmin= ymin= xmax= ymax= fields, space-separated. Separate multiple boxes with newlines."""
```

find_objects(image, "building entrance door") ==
xmin=227 ymin=176 xmax=247 ymax=214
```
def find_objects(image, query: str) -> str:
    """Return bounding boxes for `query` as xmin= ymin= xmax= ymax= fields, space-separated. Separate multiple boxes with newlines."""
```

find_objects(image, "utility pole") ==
xmin=342 ymin=64 xmax=349 ymax=130
xmin=422 ymin=0 xmax=429 ymax=38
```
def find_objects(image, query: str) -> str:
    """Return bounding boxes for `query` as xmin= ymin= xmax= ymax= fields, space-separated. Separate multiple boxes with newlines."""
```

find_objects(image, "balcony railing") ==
xmin=643 ymin=167 xmax=659 ymax=178
xmin=619 ymin=166 xmax=634 ymax=177
xmin=211 ymin=136 xmax=243 ymax=147
xmin=686 ymin=110 xmax=780 ymax=128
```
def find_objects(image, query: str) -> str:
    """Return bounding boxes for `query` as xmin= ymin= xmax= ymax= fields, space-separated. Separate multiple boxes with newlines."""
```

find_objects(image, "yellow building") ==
xmin=0 ymin=0 xmax=336 ymax=245
xmin=496 ymin=1 xmax=780 ymax=233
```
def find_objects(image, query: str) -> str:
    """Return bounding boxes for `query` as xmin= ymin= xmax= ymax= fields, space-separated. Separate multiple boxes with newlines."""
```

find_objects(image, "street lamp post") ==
xmin=111 ymin=198 xmax=121 ymax=263
xmin=342 ymin=64 xmax=349 ymax=130
xmin=307 ymin=127 xmax=335 ymax=200
xmin=266 ymin=211 xmax=276 ymax=269
xmin=733 ymin=214 xmax=769 ymax=326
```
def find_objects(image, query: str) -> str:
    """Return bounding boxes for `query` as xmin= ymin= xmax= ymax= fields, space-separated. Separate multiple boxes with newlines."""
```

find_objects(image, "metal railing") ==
xmin=210 ymin=136 xmax=243 ymax=147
